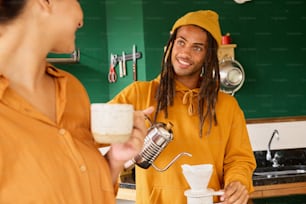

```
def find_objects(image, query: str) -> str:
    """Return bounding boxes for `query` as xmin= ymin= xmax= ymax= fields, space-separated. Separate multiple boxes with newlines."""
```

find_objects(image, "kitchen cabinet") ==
xmin=248 ymin=194 xmax=306 ymax=204
xmin=250 ymin=182 xmax=306 ymax=198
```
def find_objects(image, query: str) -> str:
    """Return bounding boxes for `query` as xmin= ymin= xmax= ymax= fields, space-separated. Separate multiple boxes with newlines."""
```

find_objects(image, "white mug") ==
xmin=91 ymin=103 xmax=134 ymax=144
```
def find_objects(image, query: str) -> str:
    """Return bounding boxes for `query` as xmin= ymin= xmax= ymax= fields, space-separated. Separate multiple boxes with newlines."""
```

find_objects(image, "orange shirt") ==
xmin=110 ymin=76 xmax=256 ymax=204
xmin=0 ymin=65 xmax=116 ymax=204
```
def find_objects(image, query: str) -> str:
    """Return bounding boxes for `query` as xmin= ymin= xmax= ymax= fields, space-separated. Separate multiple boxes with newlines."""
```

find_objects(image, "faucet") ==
xmin=266 ymin=129 xmax=280 ymax=167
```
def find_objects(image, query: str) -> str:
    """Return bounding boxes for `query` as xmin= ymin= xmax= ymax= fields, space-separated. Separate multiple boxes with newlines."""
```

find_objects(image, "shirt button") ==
xmin=59 ymin=128 xmax=66 ymax=135
xmin=80 ymin=165 xmax=87 ymax=172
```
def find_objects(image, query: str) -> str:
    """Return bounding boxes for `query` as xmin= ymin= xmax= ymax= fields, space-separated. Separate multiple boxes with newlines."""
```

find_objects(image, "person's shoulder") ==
xmin=47 ymin=64 xmax=81 ymax=83
xmin=217 ymin=91 xmax=239 ymax=106
xmin=216 ymin=91 xmax=245 ymax=119
xmin=47 ymin=64 xmax=87 ymax=93
xmin=129 ymin=77 xmax=160 ymax=89
xmin=218 ymin=91 xmax=234 ymax=99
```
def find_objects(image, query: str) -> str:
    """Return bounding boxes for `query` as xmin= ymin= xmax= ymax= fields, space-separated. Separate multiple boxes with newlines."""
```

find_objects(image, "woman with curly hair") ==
xmin=0 ymin=0 xmax=152 ymax=203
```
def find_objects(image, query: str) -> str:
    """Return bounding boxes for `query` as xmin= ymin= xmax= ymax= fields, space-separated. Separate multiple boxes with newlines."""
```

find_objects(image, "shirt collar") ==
xmin=0 ymin=74 xmax=9 ymax=100
xmin=0 ymin=63 xmax=64 ymax=100
xmin=46 ymin=63 xmax=66 ymax=78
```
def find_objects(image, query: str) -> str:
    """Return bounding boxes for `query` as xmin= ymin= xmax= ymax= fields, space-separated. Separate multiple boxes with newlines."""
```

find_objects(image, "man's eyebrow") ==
xmin=193 ymin=42 xmax=206 ymax=47
xmin=176 ymin=35 xmax=206 ymax=47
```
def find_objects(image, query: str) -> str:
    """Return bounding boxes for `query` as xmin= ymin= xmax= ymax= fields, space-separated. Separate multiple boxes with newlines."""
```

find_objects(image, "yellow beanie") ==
xmin=171 ymin=10 xmax=222 ymax=46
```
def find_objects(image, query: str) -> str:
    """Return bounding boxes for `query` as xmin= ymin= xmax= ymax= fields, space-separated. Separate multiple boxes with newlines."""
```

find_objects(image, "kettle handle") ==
xmin=151 ymin=152 xmax=192 ymax=172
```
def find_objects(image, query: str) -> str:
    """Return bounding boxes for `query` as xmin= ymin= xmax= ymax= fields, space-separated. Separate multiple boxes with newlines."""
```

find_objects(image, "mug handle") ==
xmin=212 ymin=190 xmax=224 ymax=196
xmin=212 ymin=190 xmax=224 ymax=204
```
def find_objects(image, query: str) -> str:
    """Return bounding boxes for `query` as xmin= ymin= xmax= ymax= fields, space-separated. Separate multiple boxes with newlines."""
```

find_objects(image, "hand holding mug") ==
xmin=91 ymin=103 xmax=134 ymax=144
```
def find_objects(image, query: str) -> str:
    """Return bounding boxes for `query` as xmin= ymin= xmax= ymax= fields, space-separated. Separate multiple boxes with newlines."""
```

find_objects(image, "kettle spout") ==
xmin=151 ymin=152 xmax=192 ymax=172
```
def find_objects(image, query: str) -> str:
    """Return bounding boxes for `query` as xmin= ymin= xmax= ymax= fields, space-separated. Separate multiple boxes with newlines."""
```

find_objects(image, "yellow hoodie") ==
xmin=110 ymin=76 xmax=256 ymax=204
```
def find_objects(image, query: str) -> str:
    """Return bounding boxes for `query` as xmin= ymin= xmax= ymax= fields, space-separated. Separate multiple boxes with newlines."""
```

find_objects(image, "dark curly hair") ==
xmin=154 ymin=27 xmax=220 ymax=137
xmin=0 ymin=0 xmax=26 ymax=24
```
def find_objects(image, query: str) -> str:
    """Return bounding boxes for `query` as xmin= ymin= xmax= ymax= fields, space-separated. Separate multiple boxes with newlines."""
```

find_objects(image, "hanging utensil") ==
xmin=108 ymin=54 xmax=117 ymax=83
xmin=119 ymin=58 xmax=123 ymax=78
xmin=132 ymin=45 xmax=137 ymax=81
xmin=219 ymin=57 xmax=245 ymax=95
xmin=122 ymin=51 xmax=126 ymax=77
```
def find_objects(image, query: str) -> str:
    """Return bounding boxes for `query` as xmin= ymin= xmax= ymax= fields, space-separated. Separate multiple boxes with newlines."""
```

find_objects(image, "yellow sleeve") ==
xmin=222 ymin=100 xmax=257 ymax=192
xmin=109 ymin=80 xmax=158 ymax=111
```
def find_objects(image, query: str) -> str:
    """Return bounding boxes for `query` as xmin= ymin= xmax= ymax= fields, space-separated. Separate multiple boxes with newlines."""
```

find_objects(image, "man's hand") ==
xmin=220 ymin=181 xmax=249 ymax=204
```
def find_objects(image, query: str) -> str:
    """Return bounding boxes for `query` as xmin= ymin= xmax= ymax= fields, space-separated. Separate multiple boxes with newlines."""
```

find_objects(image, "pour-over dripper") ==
xmin=181 ymin=164 xmax=213 ymax=191
xmin=182 ymin=164 xmax=224 ymax=204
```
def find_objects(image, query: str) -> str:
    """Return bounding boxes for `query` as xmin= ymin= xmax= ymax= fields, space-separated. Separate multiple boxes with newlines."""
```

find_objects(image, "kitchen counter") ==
xmin=120 ymin=148 xmax=306 ymax=188
xmin=119 ymin=173 xmax=306 ymax=190
xmin=253 ymin=171 xmax=306 ymax=186
xmin=118 ymin=148 xmax=306 ymax=201
xmin=118 ymin=180 xmax=306 ymax=201
xmin=252 ymin=148 xmax=306 ymax=186
xmin=117 ymin=184 xmax=306 ymax=203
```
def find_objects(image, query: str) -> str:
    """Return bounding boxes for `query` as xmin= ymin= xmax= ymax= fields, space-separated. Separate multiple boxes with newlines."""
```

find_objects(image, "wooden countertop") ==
xmin=117 ymin=181 xmax=306 ymax=201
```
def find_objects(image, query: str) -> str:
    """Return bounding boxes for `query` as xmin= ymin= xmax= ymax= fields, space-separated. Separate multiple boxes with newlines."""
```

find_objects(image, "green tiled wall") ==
xmin=59 ymin=1 xmax=110 ymax=102
xmin=56 ymin=0 xmax=306 ymax=119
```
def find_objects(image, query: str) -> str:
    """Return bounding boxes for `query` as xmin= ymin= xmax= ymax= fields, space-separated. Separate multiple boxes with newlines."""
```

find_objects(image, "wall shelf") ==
xmin=47 ymin=49 xmax=80 ymax=64
xmin=218 ymin=44 xmax=237 ymax=60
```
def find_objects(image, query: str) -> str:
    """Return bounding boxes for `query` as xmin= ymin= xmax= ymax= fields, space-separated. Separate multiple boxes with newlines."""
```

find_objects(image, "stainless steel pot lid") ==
xmin=219 ymin=58 xmax=245 ymax=95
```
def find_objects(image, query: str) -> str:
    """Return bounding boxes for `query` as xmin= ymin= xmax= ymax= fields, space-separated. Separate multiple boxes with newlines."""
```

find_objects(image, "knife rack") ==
xmin=111 ymin=52 xmax=142 ymax=66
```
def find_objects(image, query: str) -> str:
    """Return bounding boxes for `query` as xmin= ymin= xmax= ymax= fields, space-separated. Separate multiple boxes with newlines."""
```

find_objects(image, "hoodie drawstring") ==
xmin=182 ymin=90 xmax=198 ymax=116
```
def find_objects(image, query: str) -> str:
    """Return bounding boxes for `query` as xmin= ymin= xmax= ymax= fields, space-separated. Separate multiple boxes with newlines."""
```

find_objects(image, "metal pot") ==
xmin=219 ymin=58 xmax=245 ymax=95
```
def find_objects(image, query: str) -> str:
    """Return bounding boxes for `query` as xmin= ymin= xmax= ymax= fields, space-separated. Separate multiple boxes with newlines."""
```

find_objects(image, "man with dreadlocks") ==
xmin=110 ymin=10 xmax=256 ymax=204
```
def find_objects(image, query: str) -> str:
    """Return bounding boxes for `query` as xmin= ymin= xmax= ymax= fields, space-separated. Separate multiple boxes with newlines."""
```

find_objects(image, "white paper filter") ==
xmin=181 ymin=164 xmax=213 ymax=191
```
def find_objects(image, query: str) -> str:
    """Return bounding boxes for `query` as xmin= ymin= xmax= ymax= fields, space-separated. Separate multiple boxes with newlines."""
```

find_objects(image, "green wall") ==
xmin=104 ymin=0 xmax=146 ymax=98
xmin=56 ymin=0 xmax=306 ymax=119
xmin=59 ymin=1 xmax=110 ymax=102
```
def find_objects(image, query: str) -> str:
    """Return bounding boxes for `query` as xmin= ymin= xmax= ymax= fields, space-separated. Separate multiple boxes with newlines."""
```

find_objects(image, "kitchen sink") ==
xmin=253 ymin=165 xmax=306 ymax=177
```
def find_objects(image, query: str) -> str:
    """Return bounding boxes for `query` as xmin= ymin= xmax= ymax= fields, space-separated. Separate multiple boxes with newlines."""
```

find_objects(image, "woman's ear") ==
xmin=36 ymin=0 xmax=52 ymax=12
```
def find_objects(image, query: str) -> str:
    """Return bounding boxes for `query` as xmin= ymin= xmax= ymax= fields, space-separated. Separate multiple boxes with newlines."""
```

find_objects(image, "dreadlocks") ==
xmin=154 ymin=28 xmax=220 ymax=137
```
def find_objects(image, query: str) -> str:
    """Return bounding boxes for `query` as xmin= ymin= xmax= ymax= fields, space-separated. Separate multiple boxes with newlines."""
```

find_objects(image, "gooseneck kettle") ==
xmin=124 ymin=117 xmax=192 ymax=172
